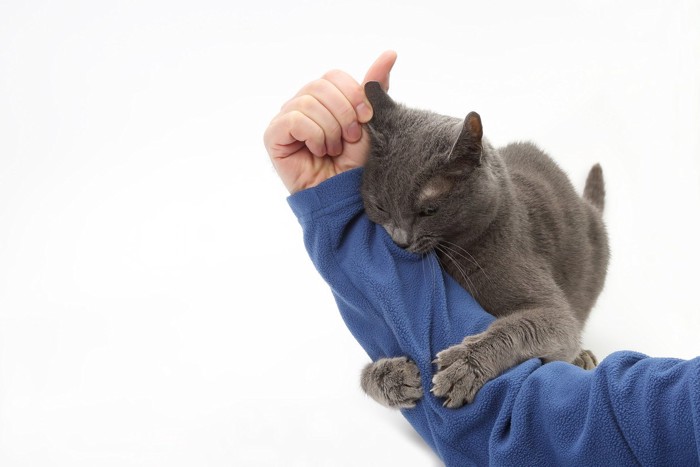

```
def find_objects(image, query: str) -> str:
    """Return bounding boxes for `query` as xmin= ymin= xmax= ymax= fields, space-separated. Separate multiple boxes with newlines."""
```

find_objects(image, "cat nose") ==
xmin=394 ymin=239 xmax=410 ymax=248
xmin=384 ymin=224 xmax=410 ymax=248
xmin=390 ymin=227 xmax=410 ymax=248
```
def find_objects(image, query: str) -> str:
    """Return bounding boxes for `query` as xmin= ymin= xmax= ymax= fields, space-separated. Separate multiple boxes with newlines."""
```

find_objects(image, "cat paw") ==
xmin=431 ymin=342 xmax=488 ymax=408
xmin=361 ymin=357 xmax=423 ymax=409
xmin=572 ymin=349 xmax=598 ymax=370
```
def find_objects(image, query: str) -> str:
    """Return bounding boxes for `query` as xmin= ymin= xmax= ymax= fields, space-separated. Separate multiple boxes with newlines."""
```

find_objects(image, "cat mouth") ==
xmin=407 ymin=236 xmax=439 ymax=255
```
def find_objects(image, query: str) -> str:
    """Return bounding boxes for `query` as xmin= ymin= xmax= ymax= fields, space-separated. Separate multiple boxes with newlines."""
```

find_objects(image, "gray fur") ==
xmin=584 ymin=163 xmax=606 ymax=211
xmin=359 ymin=81 xmax=609 ymax=409
xmin=360 ymin=357 xmax=423 ymax=409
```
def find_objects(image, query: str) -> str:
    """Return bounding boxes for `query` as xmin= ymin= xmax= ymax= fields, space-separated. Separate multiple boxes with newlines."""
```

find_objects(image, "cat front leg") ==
xmin=432 ymin=305 xmax=582 ymax=408
xmin=360 ymin=356 xmax=423 ymax=409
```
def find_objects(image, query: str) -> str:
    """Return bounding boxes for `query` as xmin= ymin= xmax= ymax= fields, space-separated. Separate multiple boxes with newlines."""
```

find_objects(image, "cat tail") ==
xmin=583 ymin=163 xmax=605 ymax=212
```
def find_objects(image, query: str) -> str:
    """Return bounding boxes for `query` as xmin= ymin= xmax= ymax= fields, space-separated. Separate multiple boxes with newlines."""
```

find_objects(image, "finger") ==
xmin=263 ymin=117 xmax=308 ymax=159
xmin=281 ymin=94 xmax=343 ymax=156
xmin=268 ymin=110 xmax=326 ymax=158
xmin=362 ymin=50 xmax=398 ymax=92
xmin=296 ymin=78 xmax=362 ymax=143
xmin=321 ymin=69 xmax=373 ymax=124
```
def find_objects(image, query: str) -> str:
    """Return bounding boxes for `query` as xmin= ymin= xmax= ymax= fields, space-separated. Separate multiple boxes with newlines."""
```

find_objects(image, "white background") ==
xmin=1 ymin=1 xmax=699 ymax=465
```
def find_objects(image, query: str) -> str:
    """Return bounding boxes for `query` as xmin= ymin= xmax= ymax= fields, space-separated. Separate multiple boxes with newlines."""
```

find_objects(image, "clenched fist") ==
xmin=264 ymin=51 xmax=397 ymax=193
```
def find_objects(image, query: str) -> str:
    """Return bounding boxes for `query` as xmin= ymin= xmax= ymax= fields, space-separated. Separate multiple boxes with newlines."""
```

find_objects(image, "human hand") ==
xmin=264 ymin=50 xmax=397 ymax=193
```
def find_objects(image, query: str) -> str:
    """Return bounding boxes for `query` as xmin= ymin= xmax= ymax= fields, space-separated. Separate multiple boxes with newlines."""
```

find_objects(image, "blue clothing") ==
xmin=288 ymin=168 xmax=700 ymax=466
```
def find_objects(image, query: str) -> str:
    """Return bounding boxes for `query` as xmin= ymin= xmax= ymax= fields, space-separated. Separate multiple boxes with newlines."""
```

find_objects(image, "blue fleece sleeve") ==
xmin=288 ymin=168 xmax=700 ymax=467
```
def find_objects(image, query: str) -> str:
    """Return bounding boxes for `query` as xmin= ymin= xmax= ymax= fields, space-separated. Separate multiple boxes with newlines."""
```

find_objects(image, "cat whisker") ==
xmin=439 ymin=242 xmax=496 ymax=294
xmin=439 ymin=241 xmax=485 ymax=275
xmin=418 ymin=247 xmax=436 ymax=293
xmin=435 ymin=245 xmax=477 ymax=298
xmin=429 ymin=250 xmax=438 ymax=290
xmin=411 ymin=235 xmax=438 ymax=255
xmin=438 ymin=243 xmax=481 ymax=279
xmin=424 ymin=249 xmax=440 ymax=289
xmin=437 ymin=242 xmax=472 ymax=264
xmin=440 ymin=241 xmax=493 ymax=285
xmin=446 ymin=252 xmax=477 ymax=298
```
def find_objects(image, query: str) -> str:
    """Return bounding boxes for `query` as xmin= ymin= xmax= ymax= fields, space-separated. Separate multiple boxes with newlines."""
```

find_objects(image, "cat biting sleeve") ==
xmin=287 ymin=168 xmax=700 ymax=466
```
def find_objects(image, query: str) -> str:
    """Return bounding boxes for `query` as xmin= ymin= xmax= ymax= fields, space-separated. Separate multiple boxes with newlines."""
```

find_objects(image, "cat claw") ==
xmin=431 ymin=341 xmax=490 ymax=408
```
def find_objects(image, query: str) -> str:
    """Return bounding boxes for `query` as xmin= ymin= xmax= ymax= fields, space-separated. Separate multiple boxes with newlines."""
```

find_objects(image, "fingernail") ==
xmin=348 ymin=121 xmax=361 ymax=141
xmin=356 ymin=102 xmax=372 ymax=122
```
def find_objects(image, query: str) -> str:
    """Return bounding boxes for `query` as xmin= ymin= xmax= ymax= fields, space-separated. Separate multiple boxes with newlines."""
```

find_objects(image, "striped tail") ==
xmin=583 ymin=163 xmax=605 ymax=212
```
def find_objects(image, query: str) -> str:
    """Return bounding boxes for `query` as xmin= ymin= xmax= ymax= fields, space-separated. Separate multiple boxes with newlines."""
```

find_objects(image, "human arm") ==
xmin=263 ymin=51 xmax=431 ymax=409
xmin=265 ymin=52 xmax=700 ymax=465
xmin=287 ymin=169 xmax=700 ymax=466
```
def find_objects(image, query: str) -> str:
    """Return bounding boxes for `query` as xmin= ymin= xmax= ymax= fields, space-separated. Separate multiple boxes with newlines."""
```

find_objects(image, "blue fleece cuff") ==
xmin=287 ymin=168 xmax=364 ymax=222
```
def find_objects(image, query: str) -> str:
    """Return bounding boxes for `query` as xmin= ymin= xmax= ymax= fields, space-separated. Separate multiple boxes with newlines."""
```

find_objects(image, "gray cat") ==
xmin=359 ymin=82 xmax=609 ymax=409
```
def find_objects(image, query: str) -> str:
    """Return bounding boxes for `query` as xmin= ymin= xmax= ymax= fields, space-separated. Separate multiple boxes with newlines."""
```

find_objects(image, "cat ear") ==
xmin=364 ymin=81 xmax=396 ymax=122
xmin=449 ymin=111 xmax=483 ymax=167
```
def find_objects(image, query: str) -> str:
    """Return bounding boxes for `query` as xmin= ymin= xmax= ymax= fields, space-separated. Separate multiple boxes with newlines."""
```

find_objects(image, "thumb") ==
xmin=362 ymin=50 xmax=398 ymax=92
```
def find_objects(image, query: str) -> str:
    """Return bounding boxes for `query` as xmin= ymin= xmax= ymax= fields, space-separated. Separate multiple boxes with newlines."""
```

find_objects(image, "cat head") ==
xmin=360 ymin=81 xmax=503 ymax=253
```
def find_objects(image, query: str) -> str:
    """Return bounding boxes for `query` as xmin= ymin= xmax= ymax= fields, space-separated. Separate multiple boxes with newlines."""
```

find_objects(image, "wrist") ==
xmin=289 ymin=164 xmax=354 ymax=194
xmin=289 ymin=169 xmax=335 ymax=195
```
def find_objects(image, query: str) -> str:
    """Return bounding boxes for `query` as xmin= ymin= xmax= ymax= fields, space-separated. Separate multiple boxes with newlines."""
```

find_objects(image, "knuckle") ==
xmin=338 ymin=105 xmax=357 ymax=124
xmin=307 ymin=78 xmax=328 ymax=95
xmin=294 ymin=94 xmax=314 ymax=114
xmin=314 ymin=124 xmax=325 ymax=140
xmin=325 ymin=116 xmax=341 ymax=136
xmin=279 ymin=97 xmax=293 ymax=112
xmin=321 ymin=68 xmax=343 ymax=81
xmin=287 ymin=110 xmax=305 ymax=129
xmin=262 ymin=126 xmax=273 ymax=149
xmin=328 ymin=123 xmax=342 ymax=141
xmin=283 ymin=95 xmax=311 ymax=114
xmin=287 ymin=109 xmax=302 ymax=122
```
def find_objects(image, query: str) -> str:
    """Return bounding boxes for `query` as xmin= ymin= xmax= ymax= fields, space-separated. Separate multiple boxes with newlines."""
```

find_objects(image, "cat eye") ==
xmin=420 ymin=206 xmax=439 ymax=217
